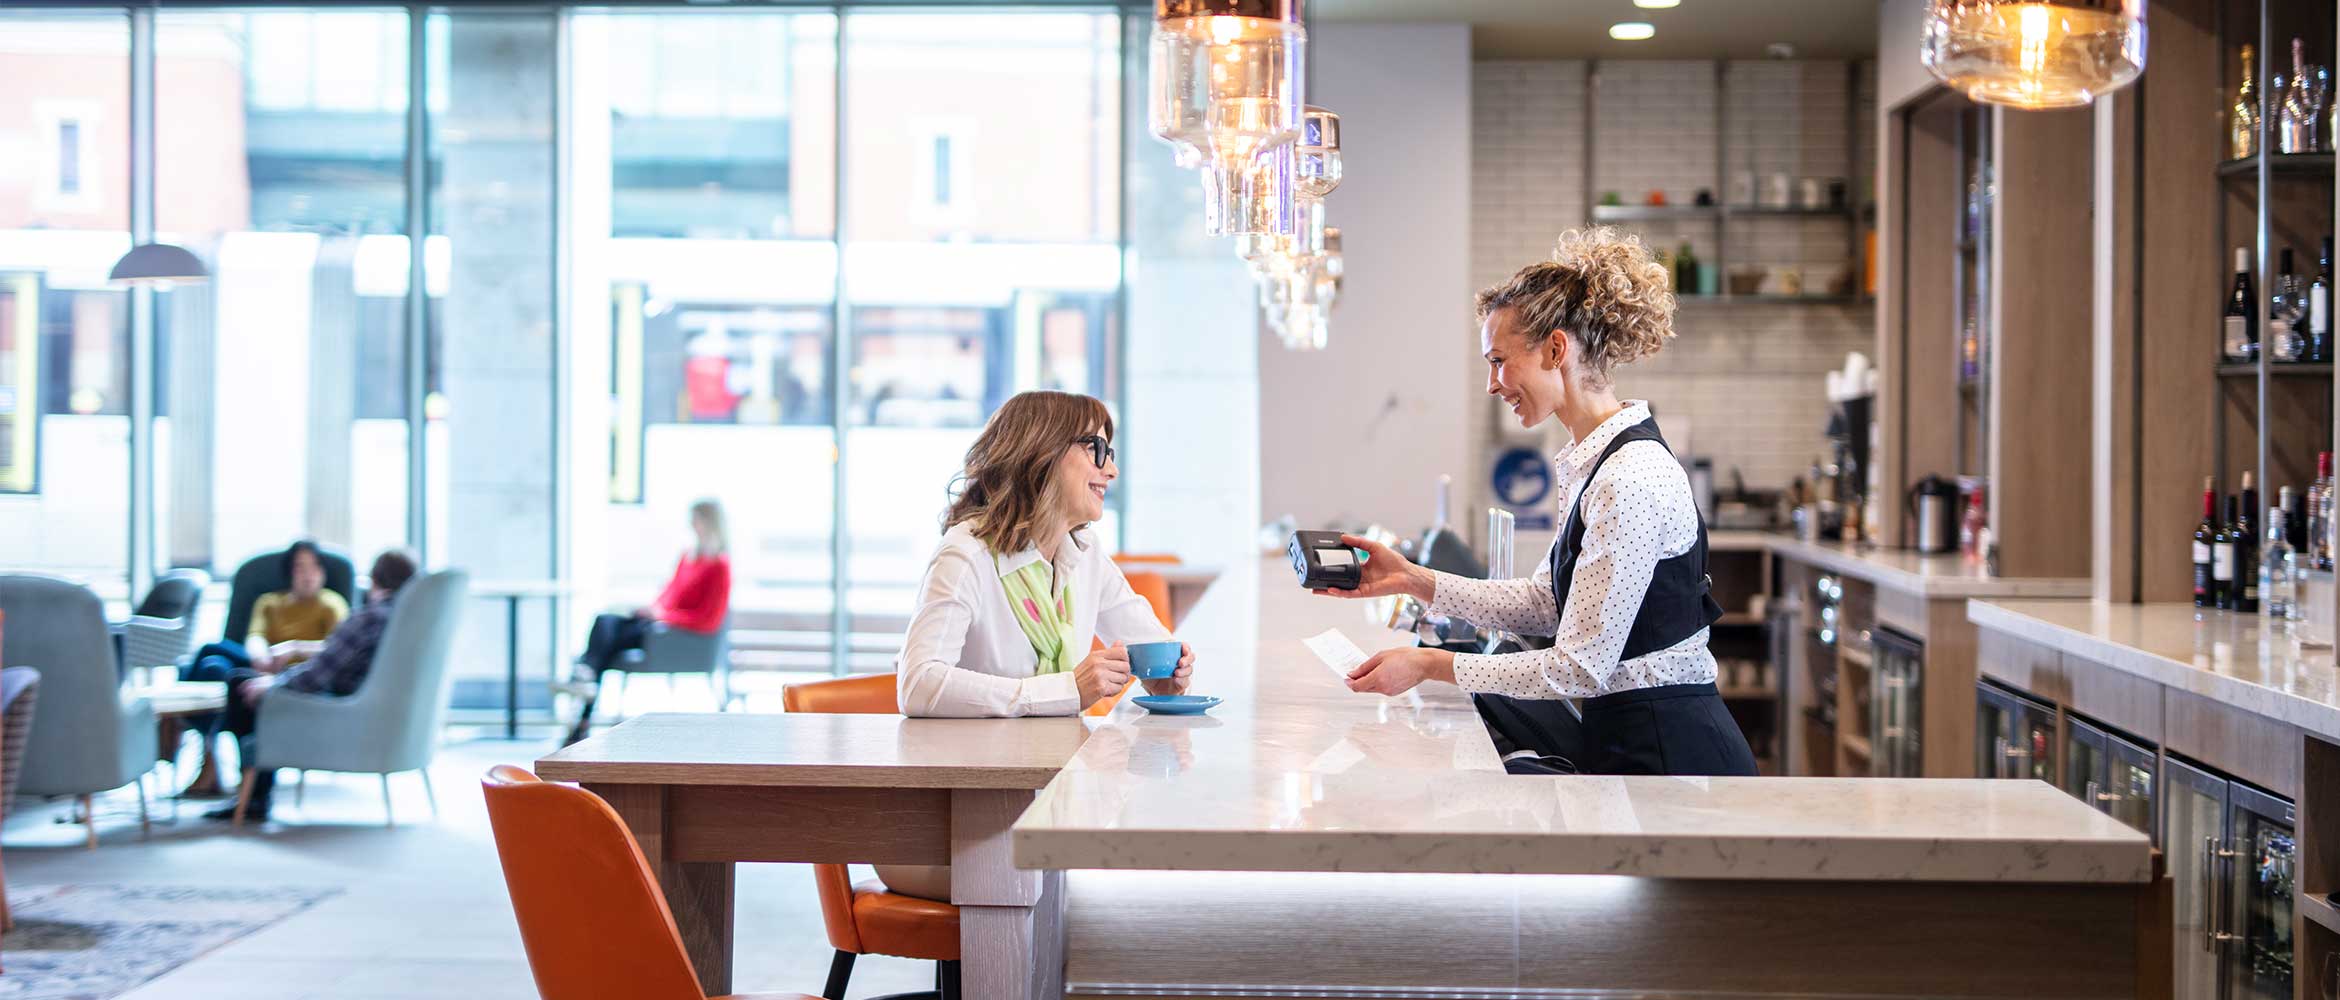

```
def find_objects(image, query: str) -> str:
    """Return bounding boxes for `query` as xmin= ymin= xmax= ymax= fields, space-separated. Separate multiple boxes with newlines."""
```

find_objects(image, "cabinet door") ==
xmin=2103 ymin=732 xmax=2157 ymax=840
xmin=2062 ymin=716 xmax=2109 ymax=807
xmin=2165 ymin=757 xmax=2231 ymax=1000
xmin=1975 ymin=683 xmax=2007 ymax=778
xmin=2011 ymin=696 xmax=2056 ymax=784
xmin=2225 ymin=784 xmax=2296 ymax=1000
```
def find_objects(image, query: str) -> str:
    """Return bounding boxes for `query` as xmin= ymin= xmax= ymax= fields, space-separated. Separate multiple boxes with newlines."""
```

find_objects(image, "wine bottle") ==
xmin=2227 ymin=475 xmax=2246 ymax=613
xmin=2312 ymin=453 xmax=2334 ymax=572
xmin=2214 ymin=493 xmax=2240 ymax=610
xmin=2196 ymin=478 xmax=2220 ymax=608
xmin=2225 ymin=247 xmax=2258 ymax=362
xmin=2273 ymin=249 xmax=2309 ymax=361
xmin=2234 ymin=44 xmax=2259 ymax=160
xmin=2314 ymin=237 xmax=2333 ymax=363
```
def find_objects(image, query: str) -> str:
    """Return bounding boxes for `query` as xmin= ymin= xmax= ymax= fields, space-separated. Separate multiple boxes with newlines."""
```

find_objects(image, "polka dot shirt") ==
xmin=1435 ymin=401 xmax=1718 ymax=700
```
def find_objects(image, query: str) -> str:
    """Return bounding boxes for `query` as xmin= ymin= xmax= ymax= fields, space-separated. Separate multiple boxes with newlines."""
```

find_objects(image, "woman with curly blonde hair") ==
xmin=1317 ymin=226 xmax=1756 ymax=776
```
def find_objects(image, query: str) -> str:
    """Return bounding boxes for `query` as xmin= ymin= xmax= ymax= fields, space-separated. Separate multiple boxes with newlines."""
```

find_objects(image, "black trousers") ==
xmin=578 ymin=613 xmax=653 ymax=676
xmin=1477 ymin=683 xmax=1758 ymax=777
xmin=216 ymin=668 xmax=280 ymax=804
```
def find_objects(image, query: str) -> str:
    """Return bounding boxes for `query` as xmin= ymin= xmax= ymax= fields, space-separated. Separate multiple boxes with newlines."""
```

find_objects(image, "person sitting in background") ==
xmin=563 ymin=499 xmax=731 ymax=744
xmin=204 ymin=549 xmax=419 ymax=822
xmin=179 ymin=540 xmax=348 ymax=794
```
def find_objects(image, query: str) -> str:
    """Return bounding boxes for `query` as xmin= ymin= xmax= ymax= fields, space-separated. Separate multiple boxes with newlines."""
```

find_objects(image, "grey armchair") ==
xmin=608 ymin=618 xmax=732 ymax=712
xmin=233 ymin=569 xmax=468 ymax=828
xmin=0 ymin=576 xmax=157 ymax=849
xmin=119 ymin=569 xmax=212 ymax=682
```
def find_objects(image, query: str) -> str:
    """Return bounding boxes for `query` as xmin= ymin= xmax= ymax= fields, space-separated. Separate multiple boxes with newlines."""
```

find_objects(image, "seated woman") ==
xmin=564 ymin=498 xmax=731 ymax=744
xmin=204 ymin=549 xmax=418 ymax=822
xmin=181 ymin=540 xmax=348 ymax=793
xmin=882 ymin=390 xmax=1193 ymax=900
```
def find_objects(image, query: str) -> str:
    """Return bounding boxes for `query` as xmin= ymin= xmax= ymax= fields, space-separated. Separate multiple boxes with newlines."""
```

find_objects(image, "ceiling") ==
xmin=1313 ymin=0 xmax=1882 ymax=60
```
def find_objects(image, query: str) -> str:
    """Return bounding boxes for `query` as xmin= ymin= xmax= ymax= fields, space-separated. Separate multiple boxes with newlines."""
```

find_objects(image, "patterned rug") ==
xmin=0 ymin=884 xmax=338 ymax=999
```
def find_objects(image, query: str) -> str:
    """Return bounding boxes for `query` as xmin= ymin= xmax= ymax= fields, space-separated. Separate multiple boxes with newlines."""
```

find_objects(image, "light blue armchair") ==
xmin=118 ymin=568 xmax=211 ymax=683
xmin=233 ymin=569 xmax=467 ymax=828
xmin=0 ymin=575 xmax=157 ymax=849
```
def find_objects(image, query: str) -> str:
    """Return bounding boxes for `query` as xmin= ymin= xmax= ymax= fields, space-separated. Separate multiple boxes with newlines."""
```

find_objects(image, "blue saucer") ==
xmin=1132 ymin=695 xmax=1221 ymax=715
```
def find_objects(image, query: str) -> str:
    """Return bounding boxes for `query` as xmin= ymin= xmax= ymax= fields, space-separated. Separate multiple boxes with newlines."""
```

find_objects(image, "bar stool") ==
xmin=479 ymin=766 xmax=817 ymax=1000
xmin=780 ymin=674 xmax=962 ymax=1000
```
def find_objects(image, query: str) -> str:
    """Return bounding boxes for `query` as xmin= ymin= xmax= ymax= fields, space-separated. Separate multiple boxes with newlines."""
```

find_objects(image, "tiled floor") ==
xmin=5 ymin=719 xmax=936 ymax=1000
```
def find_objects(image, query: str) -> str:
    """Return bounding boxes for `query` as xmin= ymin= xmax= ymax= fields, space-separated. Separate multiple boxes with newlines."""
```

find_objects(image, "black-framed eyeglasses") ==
xmin=1074 ymin=435 xmax=1115 ymax=468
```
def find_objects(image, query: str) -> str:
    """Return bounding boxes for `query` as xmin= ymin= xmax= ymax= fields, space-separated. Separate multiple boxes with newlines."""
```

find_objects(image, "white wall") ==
xmin=1258 ymin=22 xmax=1475 ymax=532
xmin=1876 ymin=0 xmax=1935 ymax=114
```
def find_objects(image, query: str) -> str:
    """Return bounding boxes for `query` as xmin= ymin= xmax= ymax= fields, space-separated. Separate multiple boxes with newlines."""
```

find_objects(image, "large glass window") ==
xmin=151 ymin=9 xmax=411 ymax=582
xmin=841 ymin=10 xmax=1123 ymax=635
xmin=0 ymin=14 xmax=131 ymax=592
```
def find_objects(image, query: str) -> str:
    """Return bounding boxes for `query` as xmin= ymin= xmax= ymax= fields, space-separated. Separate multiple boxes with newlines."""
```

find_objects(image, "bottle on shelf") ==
xmin=2214 ymin=491 xmax=2241 ymax=610
xmin=2281 ymin=484 xmax=2306 ymax=552
xmin=2272 ymin=249 xmax=2309 ymax=362
xmin=2313 ymin=237 xmax=2333 ymax=363
xmin=2233 ymin=44 xmax=2259 ymax=160
xmin=1961 ymin=483 xmax=1988 ymax=565
xmin=2196 ymin=477 xmax=2220 ymax=608
xmin=2236 ymin=473 xmax=2260 ymax=613
xmin=2278 ymin=37 xmax=2329 ymax=154
xmin=2225 ymin=247 xmax=2258 ymax=362
xmin=1675 ymin=241 xmax=1698 ymax=296
xmin=2265 ymin=507 xmax=2297 ymax=626
xmin=2312 ymin=453 xmax=2334 ymax=572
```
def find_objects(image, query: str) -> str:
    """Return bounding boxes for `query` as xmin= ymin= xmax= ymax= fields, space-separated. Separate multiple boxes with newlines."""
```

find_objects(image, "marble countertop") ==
xmin=1969 ymin=599 xmax=2340 ymax=742
xmin=1758 ymin=535 xmax=2093 ymax=600
xmin=1008 ymin=558 xmax=2151 ymax=883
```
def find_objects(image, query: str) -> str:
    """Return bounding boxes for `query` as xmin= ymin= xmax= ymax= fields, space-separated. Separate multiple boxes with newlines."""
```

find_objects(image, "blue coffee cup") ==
xmin=1127 ymin=640 xmax=1182 ymax=680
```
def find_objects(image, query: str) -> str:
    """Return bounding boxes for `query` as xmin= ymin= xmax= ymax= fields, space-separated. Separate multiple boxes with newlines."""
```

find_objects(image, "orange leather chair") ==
xmin=781 ymin=674 xmax=962 ymax=1000
xmin=479 ymin=765 xmax=816 ymax=1000
xmin=1121 ymin=569 xmax=1174 ymax=630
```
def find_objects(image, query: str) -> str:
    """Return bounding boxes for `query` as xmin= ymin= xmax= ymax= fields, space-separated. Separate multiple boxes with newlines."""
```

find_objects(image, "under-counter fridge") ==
xmin=2061 ymin=716 xmax=2156 ymax=838
xmin=2166 ymin=756 xmax=2296 ymax=1000
xmin=1868 ymin=627 xmax=1922 ymax=777
xmin=1974 ymin=680 xmax=2054 ymax=781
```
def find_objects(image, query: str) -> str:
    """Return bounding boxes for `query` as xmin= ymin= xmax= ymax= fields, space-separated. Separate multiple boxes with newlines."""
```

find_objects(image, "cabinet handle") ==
xmin=2092 ymin=791 xmax=2123 ymax=803
xmin=2202 ymin=836 xmax=2241 ymax=951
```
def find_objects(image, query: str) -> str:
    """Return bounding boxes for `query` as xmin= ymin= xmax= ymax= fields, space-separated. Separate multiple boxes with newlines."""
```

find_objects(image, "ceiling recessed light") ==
xmin=1633 ymin=0 xmax=1681 ymax=8
xmin=1609 ymin=21 xmax=1655 ymax=41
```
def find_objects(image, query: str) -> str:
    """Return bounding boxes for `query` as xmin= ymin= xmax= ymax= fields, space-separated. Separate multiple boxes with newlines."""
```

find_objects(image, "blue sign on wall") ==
xmin=1491 ymin=446 xmax=1555 ymax=530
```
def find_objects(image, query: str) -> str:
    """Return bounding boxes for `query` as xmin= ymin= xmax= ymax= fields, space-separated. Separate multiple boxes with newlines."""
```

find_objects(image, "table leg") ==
xmin=505 ymin=596 xmax=521 ymax=740
xmin=951 ymin=788 xmax=1060 ymax=1000
xmin=592 ymin=783 xmax=735 ymax=995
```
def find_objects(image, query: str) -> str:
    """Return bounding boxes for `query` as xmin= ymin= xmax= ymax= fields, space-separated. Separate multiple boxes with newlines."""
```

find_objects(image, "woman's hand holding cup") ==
xmin=1074 ymin=644 xmax=1133 ymax=709
xmin=1140 ymin=643 xmax=1195 ymax=696
xmin=1313 ymin=533 xmax=1436 ymax=603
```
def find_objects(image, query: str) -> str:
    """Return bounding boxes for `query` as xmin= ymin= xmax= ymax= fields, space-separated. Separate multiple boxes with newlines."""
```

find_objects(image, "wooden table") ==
xmin=1146 ymin=566 xmax=1219 ymax=627
xmin=472 ymin=579 xmax=571 ymax=739
xmin=536 ymin=712 xmax=1090 ymax=999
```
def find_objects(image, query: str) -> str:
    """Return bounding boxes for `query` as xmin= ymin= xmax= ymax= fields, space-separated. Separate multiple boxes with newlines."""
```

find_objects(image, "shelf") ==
xmin=1841 ymin=733 xmax=1874 ymax=760
xmin=2303 ymin=892 xmax=2340 ymax=936
xmin=1677 ymin=294 xmax=1865 ymax=306
xmin=1838 ymin=644 xmax=1874 ymax=670
xmin=1592 ymin=204 xmax=1718 ymax=222
xmin=1718 ymin=687 xmax=1777 ymax=700
xmin=1724 ymin=205 xmax=1857 ymax=220
xmin=2215 ymin=152 xmax=2335 ymax=179
xmin=2214 ymin=362 xmax=2334 ymax=378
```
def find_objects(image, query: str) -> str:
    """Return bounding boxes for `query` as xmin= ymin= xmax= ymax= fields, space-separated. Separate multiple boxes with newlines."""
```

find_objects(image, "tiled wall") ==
xmin=1471 ymin=58 xmax=1878 ymax=499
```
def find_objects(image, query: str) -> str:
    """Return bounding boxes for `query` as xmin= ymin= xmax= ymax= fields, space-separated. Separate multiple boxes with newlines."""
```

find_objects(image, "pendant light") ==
xmin=1149 ymin=0 xmax=1306 ymax=233
xmin=1921 ymin=0 xmax=2145 ymax=109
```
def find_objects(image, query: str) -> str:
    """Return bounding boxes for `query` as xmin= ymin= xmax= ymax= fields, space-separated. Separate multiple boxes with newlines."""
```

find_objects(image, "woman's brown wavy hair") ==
xmin=944 ymin=391 xmax=1115 ymax=555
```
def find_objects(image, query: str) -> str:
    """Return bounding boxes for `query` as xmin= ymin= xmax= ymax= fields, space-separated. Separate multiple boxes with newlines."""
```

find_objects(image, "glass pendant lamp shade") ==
xmin=108 ymin=242 xmax=209 ymax=287
xmin=1149 ymin=0 xmax=1305 ymax=157
xmin=1213 ymin=144 xmax=1298 ymax=237
xmin=1295 ymin=106 xmax=1341 ymax=201
xmin=1922 ymin=0 xmax=2145 ymax=109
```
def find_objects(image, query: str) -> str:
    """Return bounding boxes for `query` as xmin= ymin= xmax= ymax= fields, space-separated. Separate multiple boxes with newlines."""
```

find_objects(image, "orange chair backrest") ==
xmin=783 ymin=674 xmax=896 ymax=953
xmin=781 ymin=672 xmax=897 ymax=714
xmin=1122 ymin=570 xmax=1174 ymax=629
xmin=1111 ymin=552 xmax=1180 ymax=567
xmin=480 ymin=766 xmax=706 ymax=1000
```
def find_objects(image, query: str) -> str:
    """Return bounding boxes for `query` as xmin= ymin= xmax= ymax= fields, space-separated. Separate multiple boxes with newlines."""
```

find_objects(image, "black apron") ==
xmin=1473 ymin=417 xmax=1759 ymax=777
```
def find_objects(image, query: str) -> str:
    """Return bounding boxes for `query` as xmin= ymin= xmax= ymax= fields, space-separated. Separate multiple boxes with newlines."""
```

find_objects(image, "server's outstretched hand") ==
xmin=1346 ymin=646 xmax=1455 ymax=696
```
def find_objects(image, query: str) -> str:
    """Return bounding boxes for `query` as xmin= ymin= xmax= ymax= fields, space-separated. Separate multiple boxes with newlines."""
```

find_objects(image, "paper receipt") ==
xmin=1302 ymin=628 xmax=1369 ymax=680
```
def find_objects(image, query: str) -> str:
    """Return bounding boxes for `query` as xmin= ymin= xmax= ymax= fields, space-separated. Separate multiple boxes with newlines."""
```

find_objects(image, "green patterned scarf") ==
xmin=996 ymin=553 xmax=1075 ymax=674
